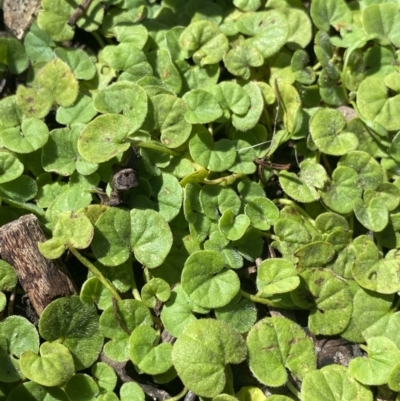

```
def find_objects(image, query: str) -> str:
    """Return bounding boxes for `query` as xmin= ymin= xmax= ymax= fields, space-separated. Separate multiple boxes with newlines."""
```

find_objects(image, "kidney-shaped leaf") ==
xmin=181 ymin=250 xmax=240 ymax=309
xmin=78 ymin=114 xmax=132 ymax=163
xmin=247 ymin=316 xmax=316 ymax=387
xmin=172 ymin=319 xmax=246 ymax=398
xmin=0 ymin=316 xmax=39 ymax=383
xmin=244 ymin=197 xmax=279 ymax=231
xmin=130 ymin=209 xmax=173 ymax=268
xmin=183 ymin=89 xmax=223 ymax=124
xmin=310 ymin=108 xmax=358 ymax=156
xmin=236 ymin=10 xmax=289 ymax=59
xmin=20 ymin=342 xmax=75 ymax=387
xmin=129 ymin=325 xmax=173 ymax=375
xmin=92 ymin=208 xmax=131 ymax=267
xmin=349 ymin=336 xmax=400 ymax=385
xmin=189 ymin=130 xmax=236 ymax=172
xmin=291 ymin=269 xmax=352 ymax=335
xmin=256 ymin=259 xmax=299 ymax=296
xmin=301 ymin=364 xmax=373 ymax=401
xmin=39 ymin=296 xmax=104 ymax=371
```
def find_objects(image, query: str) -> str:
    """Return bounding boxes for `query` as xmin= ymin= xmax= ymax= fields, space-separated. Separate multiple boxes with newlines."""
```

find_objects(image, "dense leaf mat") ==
xmin=0 ymin=0 xmax=400 ymax=400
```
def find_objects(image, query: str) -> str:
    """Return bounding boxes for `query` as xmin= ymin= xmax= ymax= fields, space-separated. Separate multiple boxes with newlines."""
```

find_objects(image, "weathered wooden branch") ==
xmin=0 ymin=214 xmax=77 ymax=316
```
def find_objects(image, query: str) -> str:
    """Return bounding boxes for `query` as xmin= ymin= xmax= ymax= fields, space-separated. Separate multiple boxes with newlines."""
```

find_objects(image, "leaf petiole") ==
xmin=68 ymin=246 xmax=122 ymax=301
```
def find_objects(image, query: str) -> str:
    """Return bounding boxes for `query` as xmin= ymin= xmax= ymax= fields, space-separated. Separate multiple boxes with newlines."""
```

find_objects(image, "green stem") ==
xmin=136 ymin=141 xmax=182 ymax=157
xmin=312 ymin=62 xmax=321 ymax=71
xmin=165 ymin=386 xmax=188 ymax=401
xmin=286 ymin=380 xmax=301 ymax=400
xmin=203 ymin=173 xmax=245 ymax=185
xmin=321 ymin=152 xmax=332 ymax=176
xmin=241 ymin=290 xmax=297 ymax=309
xmin=274 ymin=199 xmax=315 ymax=226
xmin=91 ymin=31 xmax=105 ymax=48
xmin=68 ymin=247 xmax=122 ymax=301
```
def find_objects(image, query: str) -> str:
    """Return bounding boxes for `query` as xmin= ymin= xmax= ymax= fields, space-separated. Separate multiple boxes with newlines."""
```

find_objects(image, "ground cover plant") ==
xmin=1 ymin=0 xmax=400 ymax=400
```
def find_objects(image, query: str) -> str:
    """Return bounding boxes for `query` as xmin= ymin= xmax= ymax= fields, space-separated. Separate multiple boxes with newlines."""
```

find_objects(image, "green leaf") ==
xmin=310 ymin=0 xmax=352 ymax=31
xmin=247 ymin=316 xmax=316 ymax=386
xmin=362 ymin=3 xmax=400 ymax=47
xmin=0 ymin=95 xmax=23 ymax=129
xmin=130 ymin=209 xmax=173 ymax=268
xmin=232 ymin=82 xmax=264 ymax=131
xmin=210 ymin=82 xmax=251 ymax=117
xmin=0 ymin=316 xmax=39 ymax=383
xmin=65 ymin=373 xmax=100 ymax=401
xmin=23 ymin=22 xmax=55 ymax=63
xmin=352 ymin=251 xmax=400 ymax=294
xmin=349 ymin=336 xmax=400 ymax=385
xmin=357 ymin=76 xmax=400 ymax=131
xmin=147 ymin=49 xmax=182 ymax=95
xmin=219 ymin=210 xmax=250 ymax=241
xmin=0 ymin=150 xmax=23 ymax=184
xmin=180 ymin=20 xmax=229 ymax=66
xmin=39 ymin=296 xmax=104 ymax=371
xmin=92 ymin=362 xmax=117 ymax=393
xmin=256 ymin=259 xmax=299 ymax=296
xmin=42 ymin=125 xmax=96 ymax=176
xmin=319 ymin=166 xmax=362 ymax=214
xmin=37 ymin=0 xmax=75 ymax=41
xmin=215 ymin=294 xmax=257 ymax=334
xmin=149 ymin=173 xmax=183 ymax=222
xmin=353 ymin=198 xmax=389 ymax=232
xmin=295 ymin=241 xmax=336 ymax=272
xmin=236 ymin=10 xmax=289 ymax=59
xmin=181 ymin=250 xmax=240 ymax=309
xmin=6 ymin=381 xmax=68 ymax=401
xmin=91 ymin=208 xmax=131 ymax=267
xmin=183 ymin=89 xmax=223 ymax=124
xmin=244 ymin=197 xmax=279 ymax=231
xmin=99 ymin=299 xmax=152 ymax=362
xmin=172 ymin=319 xmax=246 ymax=397
xmin=0 ymin=260 xmax=17 ymax=292
xmin=160 ymin=285 xmax=197 ymax=338
xmin=20 ymin=342 xmax=75 ymax=387
xmin=56 ymin=93 xmax=97 ymax=125
xmin=223 ymin=42 xmax=264 ymax=80
xmin=129 ymin=325 xmax=173 ymax=375
xmin=39 ymin=211 xmax=94 ymax=259
xmin=54 ymin=47 xmax=96 ymax=80
xmin=189 ymin=131 xmax=236 ymax=172
xmin=147 ymin=94 xmax=192 ymax=149
xmin=0 ymin=38 xmax=29 ymax=75
xmin=120 ymin=382 xmax=145 ymax=401
xmin=36 ymin=58 xmax=79 ymax=108
xmin=141 ymin=278 xmax=171 ymax=308
xmin=279 ymin=171 xmax=320 ymax=203
xmin=291 ymin=269 xmax=353 ymax=335
xmin=341 ymin=285 xmax=394 ymax=344
xmin=301 ymin=364 xmax=373 ymax=401
xmin=310 ymin=108 xmax=358 ymax=155
xmin=78 ymin=114 xmax=132 ymax=163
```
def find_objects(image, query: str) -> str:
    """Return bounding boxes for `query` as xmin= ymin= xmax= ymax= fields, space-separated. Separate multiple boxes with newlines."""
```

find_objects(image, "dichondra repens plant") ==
xmin=1 ymin=0 xmax=400 ymax=400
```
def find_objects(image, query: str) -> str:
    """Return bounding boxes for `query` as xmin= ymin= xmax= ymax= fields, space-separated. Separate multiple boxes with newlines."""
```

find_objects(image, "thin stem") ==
xmin=203 ymin=173 xmax=245 ymax=185
xmin=274 ymin=199 xmax=315 ymax=226
xmin=68 ymin=246 xmax=122 ymax=301
xmin=166 ymin=386 xmax=188 ymax=401
xmin=241 ymin=290 xmax=297 ymax=309
xmin=312 ymin=62 xmax=321 ymax=71
xmin=136 ymin=141 xmax=182 ymax=157
xmin=91 ymin=31 xmax=105 ymax=48
xmin=286 ymin=380 xmax=301 ymax=400
xmin=321 ymin=152 xmax=332 ymax=176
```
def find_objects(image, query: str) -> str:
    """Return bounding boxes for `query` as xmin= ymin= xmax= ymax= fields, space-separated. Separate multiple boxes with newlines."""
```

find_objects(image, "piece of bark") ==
xmin=0 ymin=214 xmax=77 ymax=316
